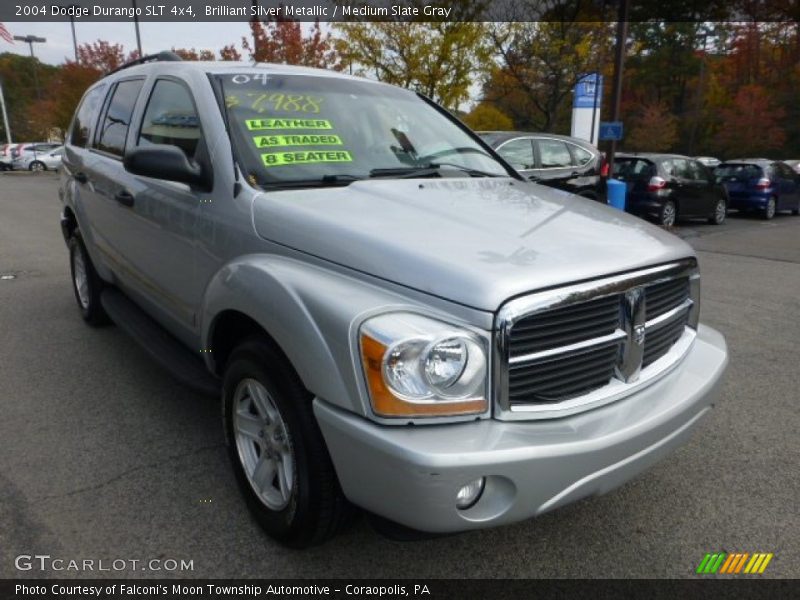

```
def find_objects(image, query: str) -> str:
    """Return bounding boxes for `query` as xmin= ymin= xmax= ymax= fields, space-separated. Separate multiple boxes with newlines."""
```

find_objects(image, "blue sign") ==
xmin=599 ymin=122 xmax=624 ymax=141
xmin=573 ymin=73 xmax=603 ymax=109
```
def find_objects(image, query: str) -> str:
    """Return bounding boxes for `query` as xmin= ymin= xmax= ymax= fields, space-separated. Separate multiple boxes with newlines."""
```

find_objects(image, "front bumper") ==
xmin=315 ymin=324 xmax=727 ymax=533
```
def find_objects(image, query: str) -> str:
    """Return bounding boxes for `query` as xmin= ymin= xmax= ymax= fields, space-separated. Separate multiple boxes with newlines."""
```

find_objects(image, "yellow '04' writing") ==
xmin=261 ymin=150 xmax=353 ymax=167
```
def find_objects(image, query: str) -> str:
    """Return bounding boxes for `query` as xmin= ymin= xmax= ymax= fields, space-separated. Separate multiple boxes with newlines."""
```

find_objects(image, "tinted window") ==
xmin=497 ymin=138 xmax=535 ymax=170
xmin=538 ymin=139 xmax=574 ymax=168
xmin=715 ymin=164 xmax=762 ymax=181
xmin=688 ymin=160 xmax=711 ymax=182
xmin=139 ymin=79 xmax=202 ymax=159
xmin=69 ymin=85 xmax=107 ymax=148
xmin=96 ymin=79 xmax=144 ymax=157
xmin=570 ymin=144 xmax=594 ymax=166
xmin=663 ymin=158 xmax=691 ymax=179
xmin=613 ymin=158 xmax=654 ymax=180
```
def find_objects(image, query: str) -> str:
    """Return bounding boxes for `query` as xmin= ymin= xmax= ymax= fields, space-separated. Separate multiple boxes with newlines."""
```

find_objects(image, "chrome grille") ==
xmin=497 ymin=261 xmax=700 ymax=420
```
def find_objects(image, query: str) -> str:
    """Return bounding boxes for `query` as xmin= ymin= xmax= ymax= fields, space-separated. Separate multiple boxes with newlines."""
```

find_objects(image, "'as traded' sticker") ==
xmin=253 ymin=134 xmax=343 ymax=147
xmin=261 ymin=150 xmax=353 ymax=167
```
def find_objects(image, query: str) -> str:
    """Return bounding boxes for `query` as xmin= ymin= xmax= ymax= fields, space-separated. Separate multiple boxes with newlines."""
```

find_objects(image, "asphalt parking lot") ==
xmin=1 ymin=172 xmax=798 ymax=579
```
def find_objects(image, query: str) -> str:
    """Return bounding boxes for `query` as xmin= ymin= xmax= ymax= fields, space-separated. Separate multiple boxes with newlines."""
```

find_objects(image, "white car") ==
xmin=695 ymin=156 xmax=721 ymax=168
xmin=12 ymin=145 xmax=64 ymax=171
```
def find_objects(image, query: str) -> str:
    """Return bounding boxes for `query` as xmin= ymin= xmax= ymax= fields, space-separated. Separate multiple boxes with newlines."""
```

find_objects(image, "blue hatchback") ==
xmin=715 ymin=160 xmax=800 ymax=219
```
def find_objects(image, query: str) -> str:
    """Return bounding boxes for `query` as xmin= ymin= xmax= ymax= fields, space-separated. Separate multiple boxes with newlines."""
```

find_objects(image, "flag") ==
xmin=0 ymin=23 xmax=13 ymax=44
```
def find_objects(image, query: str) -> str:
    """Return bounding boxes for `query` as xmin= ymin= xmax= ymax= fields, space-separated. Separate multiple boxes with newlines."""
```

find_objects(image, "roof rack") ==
xmin=106 ymin=51 xmax=182 ymax=76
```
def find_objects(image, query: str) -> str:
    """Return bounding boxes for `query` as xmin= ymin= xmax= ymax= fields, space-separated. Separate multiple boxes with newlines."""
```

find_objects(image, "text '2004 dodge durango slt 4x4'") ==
xmin=59 ymin=53 xmax=728 ymax=547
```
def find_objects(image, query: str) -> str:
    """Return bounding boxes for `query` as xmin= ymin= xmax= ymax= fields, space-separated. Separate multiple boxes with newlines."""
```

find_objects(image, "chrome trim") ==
xmin=509 ymin=328 xmax=626 ymax=366
xmin=494 ymin=259 xmax=699 ymax=421
xmin=616 ymin=286 xmax=646 ymax=383
xmin=646 ymin=297 xmax=693 ymax=330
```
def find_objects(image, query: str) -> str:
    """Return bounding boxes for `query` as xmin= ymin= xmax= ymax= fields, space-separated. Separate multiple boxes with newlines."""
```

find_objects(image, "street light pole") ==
xmin=605 ymin=0 xmax=629 ymax=178
xmin=69 ymin=13 xmax=78 ymax=61
xmin=12 ymin=35 xmax=47 ymax=100
xmin=132 ymin=0 xmax=143 ymax=56
xmin=0 ymin=79 xmax=13 ymax=145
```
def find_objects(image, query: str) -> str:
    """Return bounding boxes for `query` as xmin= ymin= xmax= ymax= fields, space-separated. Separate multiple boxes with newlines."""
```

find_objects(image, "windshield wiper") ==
xmin=262 ymin=174 xmax=363 ymax=190
xmin=369 ymin=163 xmax=502 ymax=179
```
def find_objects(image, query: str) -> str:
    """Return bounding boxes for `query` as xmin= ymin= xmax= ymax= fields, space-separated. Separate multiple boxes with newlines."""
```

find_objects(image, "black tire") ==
xmin=222 ymin=336 xmax=356 ymax=548
xmin=763 ymin=197 xmax=776 ymax=220
xmin=708 ymin=197 xmax=727 ymax=225
xmin=29 ymin=160 xmax=46 ymax=172
xmin=658 ymin=200 xmax=677 ymax=227
xmin=68 ymin=232 xmax=110 ymax=326
xmin=791 ymin=200 xmax=799 ymax=216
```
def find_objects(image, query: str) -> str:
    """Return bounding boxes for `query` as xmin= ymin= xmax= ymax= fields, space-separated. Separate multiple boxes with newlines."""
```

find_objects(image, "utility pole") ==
xmin=13 ymin=35 xmax=46 ymax=100
xmin=69 ymin=9 xmax=79 ymax=60
xmin=605 ymin=0 xmax=629 ymax=178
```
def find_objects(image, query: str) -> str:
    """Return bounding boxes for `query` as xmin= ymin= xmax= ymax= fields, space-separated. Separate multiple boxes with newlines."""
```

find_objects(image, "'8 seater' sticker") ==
xmin=261 ymin=150 xmax=353 ymax=167
xmin=246 ymin=118 xmax=332 ymax=130
xmin=254 ymin=134 xmax=343 ymax=148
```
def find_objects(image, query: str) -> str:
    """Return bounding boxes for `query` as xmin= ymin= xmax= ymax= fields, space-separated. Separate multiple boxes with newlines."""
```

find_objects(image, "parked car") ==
xmin=59 ymin=53 xmax=727 ymax=547
xmin=12 ymin=145 xmax=64 ymax=171
xmin=695 ymin=156 xmax=720 ymax=168
xmin=478 ymin=131 xmax=606 ymax=200
xmin=0 ymin=143 xmax=16 ymax=171
xmin=613 ymin=153 xmax=728 ymax=226
xmin=714 ymin=159 xmax=800 ymax=219
xmin=9 ymin=142 xmax=62 ymax=170
xmin=783 ymin=159 xmax=800 ymax=174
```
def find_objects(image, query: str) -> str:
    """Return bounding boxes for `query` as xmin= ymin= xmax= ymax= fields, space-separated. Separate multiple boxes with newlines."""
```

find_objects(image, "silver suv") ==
xmin=59 ymin=53 xmax=728 ymax=547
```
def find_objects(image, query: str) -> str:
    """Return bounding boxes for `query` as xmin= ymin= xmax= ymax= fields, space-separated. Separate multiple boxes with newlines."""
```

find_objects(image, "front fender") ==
xmin=199 ymin=255 xmax=445 ymax=416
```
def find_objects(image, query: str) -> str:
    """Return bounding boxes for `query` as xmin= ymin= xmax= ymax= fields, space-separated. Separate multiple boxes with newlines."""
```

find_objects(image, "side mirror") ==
xmin=124 ymin=144 xmax=209 ymax=189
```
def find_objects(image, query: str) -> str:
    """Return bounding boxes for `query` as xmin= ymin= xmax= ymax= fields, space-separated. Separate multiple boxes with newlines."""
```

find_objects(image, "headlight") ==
xmin=360 ymin=313 xmax=488 ymax=418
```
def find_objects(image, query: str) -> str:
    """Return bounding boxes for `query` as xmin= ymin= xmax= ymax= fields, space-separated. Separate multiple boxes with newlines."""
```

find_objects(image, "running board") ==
xmin=100 ymin=288 xmax=221 ymax=397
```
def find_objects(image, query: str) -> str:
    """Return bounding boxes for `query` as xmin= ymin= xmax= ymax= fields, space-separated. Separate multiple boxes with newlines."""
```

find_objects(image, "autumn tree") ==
xmin=624 ymin=102 xmax=679 ymax=152
xmin=462 ymin=103 xmax=513 ymax=131
xmin=0 ymin=53 xmax=58 ymax=140
xmin=75 ymin=40 xmax=139 ymax=72
xmin=171 ymin=48 xmax=216 ymax=61
xmin=243 ymin=18 xmax=340 ymax=69
xmin=484 ymin=20 xmax=613 ymax=131
xmin=335 ymin=21 xmax=490 ymax=110
xmin=712 ymin=85 xmax=786 ymax=157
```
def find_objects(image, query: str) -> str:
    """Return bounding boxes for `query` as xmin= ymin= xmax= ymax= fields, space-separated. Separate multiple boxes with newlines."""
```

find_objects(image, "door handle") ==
xmin=114 ymin=190 xmax=135 ymax=207
xmin=73 ymin=172 xmax=88 ymax=184
xmin=570 ymin=171 xmax=579 ymax=177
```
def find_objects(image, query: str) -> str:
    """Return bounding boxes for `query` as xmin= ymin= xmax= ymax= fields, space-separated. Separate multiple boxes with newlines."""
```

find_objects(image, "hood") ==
xmin=252 ymin=178 xmax=694 ymax=312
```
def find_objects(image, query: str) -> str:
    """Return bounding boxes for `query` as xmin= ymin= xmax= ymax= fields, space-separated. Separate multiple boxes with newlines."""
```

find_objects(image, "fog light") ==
xmin=455 ymin=477 xmax=485 ymax=510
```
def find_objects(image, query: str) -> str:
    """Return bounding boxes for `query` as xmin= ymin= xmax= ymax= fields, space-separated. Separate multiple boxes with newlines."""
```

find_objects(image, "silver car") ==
xmin=12 ymin=143 xmax=63 ymax=171
xmin=59 ymin=54 xmax=728 ymax=547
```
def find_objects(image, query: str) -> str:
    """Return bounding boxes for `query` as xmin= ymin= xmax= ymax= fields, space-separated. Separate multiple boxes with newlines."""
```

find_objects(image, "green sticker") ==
xmin=261 ymin=150 xmax=353 ymax=167
xmin=246 ymin=118 xmax=332 ymax=130
xmin=253 ymin=134 xmax=343 ymax=148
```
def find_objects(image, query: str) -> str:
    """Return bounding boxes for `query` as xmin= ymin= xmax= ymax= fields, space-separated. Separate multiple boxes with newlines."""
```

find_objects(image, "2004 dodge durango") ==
xmin=58 ymin=53 xmax=728 ymax=547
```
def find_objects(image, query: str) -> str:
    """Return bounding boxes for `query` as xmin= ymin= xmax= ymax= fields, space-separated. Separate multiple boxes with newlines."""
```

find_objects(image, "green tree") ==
xmin=335 ymin=20 xmax=490 ymax=110
xmin=462 ymin=103 xmax=513 ymax=131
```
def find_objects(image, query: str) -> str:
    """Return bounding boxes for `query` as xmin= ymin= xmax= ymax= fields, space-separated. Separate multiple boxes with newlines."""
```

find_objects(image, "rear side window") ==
xmin=537 ymin=139 xmax=574 ymax=168
xmin=138 ymin=79 xmax=202 ymax=159
xmin=69 ymin=85 xmax=107 ymax=148
xmin=497 ymin=138 xmax=535 ymax=170
xmin=570 ymin=144 xmax=594 ymax=166
xmin=613 ymin=158 xmax=653 ymax=180
xmin=95 ymin=79 xmax=145 ymax=157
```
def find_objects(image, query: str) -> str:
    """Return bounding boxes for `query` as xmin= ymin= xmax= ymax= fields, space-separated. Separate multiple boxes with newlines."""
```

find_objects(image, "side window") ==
xmin=497 ymin=138 xmax=535 ymax=170
xmin=69 ymin=84 xmax=107 ymax=148
xmin=138 ymin=79 xmax=202 ymax=159
xmin=95 ymin=79 xmax=145 ymax=157
xmin=671 ymin=158 xmax=691 ymax=179
xmin=688 ymin=160 xmax=710 ymax=182
xmin=570 ymin=144 xmax=594 ymax=166
xmin=537 ymin=139 xmax=574 ymax=168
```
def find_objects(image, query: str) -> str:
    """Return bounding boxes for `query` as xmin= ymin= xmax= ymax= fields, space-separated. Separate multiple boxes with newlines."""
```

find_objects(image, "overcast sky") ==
xmin=2 ymin=21 xmax=254 ymax=64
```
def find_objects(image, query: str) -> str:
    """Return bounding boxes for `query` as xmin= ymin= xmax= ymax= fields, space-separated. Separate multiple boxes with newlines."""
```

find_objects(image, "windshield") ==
xmin=217 ymin=73 xmax=509 ymax=188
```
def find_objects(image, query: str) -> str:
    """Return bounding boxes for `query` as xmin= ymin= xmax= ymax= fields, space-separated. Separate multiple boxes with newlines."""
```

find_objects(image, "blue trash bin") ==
xmin=607 ymin=178 xmax=626 ymax=211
